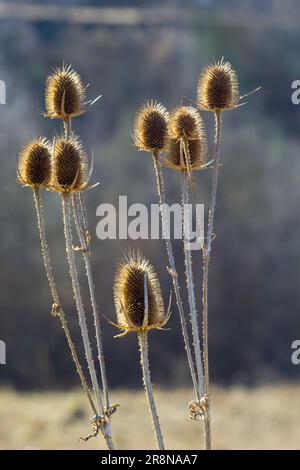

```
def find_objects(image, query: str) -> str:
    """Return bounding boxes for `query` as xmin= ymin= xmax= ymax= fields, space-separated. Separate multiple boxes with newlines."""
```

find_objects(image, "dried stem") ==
xmin=152 ymin=153 xmax=199 ymax=402
xmin=202 ymin=110 xmax=222 ymax=450
xmin=32 ymin=187 xmax=97 ymax=415
xmin=72 ymin=193 xmax=111 ymax=414
xmin=61 ymin=192 xmax=114 ymax=450
xmin=138 ymin=330 xmax=164 ymax=450
xmin=181 ymin=170 xmax=205 ymax=398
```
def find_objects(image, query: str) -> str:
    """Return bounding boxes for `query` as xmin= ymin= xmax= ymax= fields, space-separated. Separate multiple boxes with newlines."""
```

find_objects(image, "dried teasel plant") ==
xmin=44 ymin=64 xmax=115 ymax=448
xmin=163 ymin=105 xmax=211 ymax=445
xmin=196 ymin=58 xmax=243 ymax=449
xmin=133 ymin=102 xmax=203 ymax=429
xmin=51 ymin=134 xmax=114 ymax=449
xmin=112 ymin=252 xmax=171 ymax=450
xmin=17 ymin=138 xmax=98 ymax=419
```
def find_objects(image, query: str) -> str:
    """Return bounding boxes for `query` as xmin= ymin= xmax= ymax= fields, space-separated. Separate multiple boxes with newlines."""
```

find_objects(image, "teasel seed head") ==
xmin=134 ymin=101 xmax=169 ymax=153
xmin=197 ymin=59 xmax=239 ymax=112
xmin=164 ymin=138 xmax=207 ymax=172
xmin=17 ymin=137 xmax=51 ymax=188
xmin=168 ymin=106 xmax=203 ymax=141
xmin=113 ymin=252 xmax=169 ymax=336
xmin=45 ymin=64 xmax=87 ymax=120
xmin=51 ymin=133 xmax=89 ymax=192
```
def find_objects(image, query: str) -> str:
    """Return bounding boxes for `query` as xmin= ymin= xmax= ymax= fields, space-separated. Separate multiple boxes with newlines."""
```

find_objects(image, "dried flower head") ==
xmin=168 ymin=106 xmax=203 ymax=141
xmin=45 ymin=64 xmax=87 ymax=119
xmin=134 ymin=101 xmax=169 ymax=153
xmin=197 ymin=59 xmax=239 ymax=111
xmin=51 ymin=134 xmax=89 ymax=192
xmin=113 ymin=252 xmax=169 ymax=336
xmin=164 ymin=138 xmax=207 ymax=172
xmin=17 ymin=137 xmax=51 ymax=188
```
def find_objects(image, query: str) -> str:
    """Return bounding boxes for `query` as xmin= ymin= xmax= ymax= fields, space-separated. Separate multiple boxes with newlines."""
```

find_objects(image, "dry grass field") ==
xmin=0 ymin=384 xmax=299 ymax=450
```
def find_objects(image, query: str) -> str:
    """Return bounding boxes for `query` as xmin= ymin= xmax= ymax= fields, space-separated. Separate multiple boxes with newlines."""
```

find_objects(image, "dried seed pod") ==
xmin=134 ymin=101 xmax=169 ymax=153
xmin=197 ymin=59 xmax=239 ymax=111
xmin=164 ymin=138 xmax=207 ymax=172
xmin=168 ymin=106 xmax=203 ymax=141
xmin=17 ymin=137 xmax=51 ymax=188
xmin=114 ymin=252 xmax=167 ymax=334
xmin=45 ymin=64 xmax=87 ymax=119
xmin=52 ymin=134 xmax=88 ymax=192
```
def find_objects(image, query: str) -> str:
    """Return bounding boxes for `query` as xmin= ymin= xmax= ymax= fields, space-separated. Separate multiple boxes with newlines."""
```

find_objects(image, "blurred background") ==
xmin=1 ymin=0 xmax=300 ymax=449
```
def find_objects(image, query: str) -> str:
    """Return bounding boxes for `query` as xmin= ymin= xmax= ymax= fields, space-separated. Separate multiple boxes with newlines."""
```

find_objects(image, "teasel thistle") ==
xmin=197 ymin=58 xmax=240 ymax=449
xmin=50 ymin=133 xmax=114 ymax=449
xmin=166 ymin=105 xmax=211 ymax=443
xmin=45 ymin=62 xmax=114 ymax=446
xmin=17 ymin=138 xmax=98 ymax=418
xmin=133 ymin=102 xmax=202 ymax=415
xmin=113 ymin=252 xmax=171 ymax=450
xmin=45 ymin=64 xmax=101 ymax=136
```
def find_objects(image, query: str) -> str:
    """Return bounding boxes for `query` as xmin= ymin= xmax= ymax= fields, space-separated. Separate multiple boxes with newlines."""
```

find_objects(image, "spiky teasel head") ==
xmin=197 ymin=59 xmax=239 ymax=112
xmin=168 ymin=106 xmax=204 ymax=141
xmin=134 ymin=101 xmax=169 ymax=153
xmin=51 ymin=133 xmax=89 ymax=192
xmin=113 ymin=252 xmax=170 ymax=337
xmin=164 ymin=138 xmax=207 ymax=172
xmin=45 ymin=64 xmax=87 ymax=120
xmin=17 ymin=137 xmax=51 ymax=188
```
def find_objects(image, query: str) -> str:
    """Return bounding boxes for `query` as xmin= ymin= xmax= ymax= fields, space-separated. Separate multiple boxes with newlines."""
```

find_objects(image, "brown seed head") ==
xmin=114 ymin=252 xmax=166 ymax=334
xmin=164 ymin=138 xmax=207 ymax=172
xmin=168 ymin=106 xmax=203 ymax=141
xmin=197 ymin=59 xmax=239 ymax=111
xmin=17 ymin=137 xmax=51 ymax=188
xmin=52 ymin=134 xmax=88 ymax=192
xmin=45 ymin=64 xmax=87 ymax=119
xmin=134 ymin=101 xmax=169 ymax=153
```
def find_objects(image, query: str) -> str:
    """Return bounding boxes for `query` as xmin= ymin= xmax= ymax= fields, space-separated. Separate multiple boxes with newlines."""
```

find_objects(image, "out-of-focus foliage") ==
xmin=1 ymin=0 xmax=300 ymax=389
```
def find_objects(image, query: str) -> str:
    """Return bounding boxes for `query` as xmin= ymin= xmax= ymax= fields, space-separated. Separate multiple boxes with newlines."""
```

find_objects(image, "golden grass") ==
xmin=0 ymin=385 xmax=299 ymax=450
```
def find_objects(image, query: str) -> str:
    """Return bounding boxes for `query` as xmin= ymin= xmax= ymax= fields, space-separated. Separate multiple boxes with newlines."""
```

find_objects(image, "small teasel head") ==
xmin=51 ymin=133 xmax=89 ymax=192
xmin=17 ymin=137 xmax=51 ymax=188
xmin=164 ymin=108 xmax=207 ymax=172
xmin=45 ymin=64 xmax=87 ymax=119
xmin=168 ymin=106 xmax=203 ymax=141
xmin=197 ymin=58 xmax=239 ymax=112
xmin=134 ymin=101 xmax=169 ymax=153
xmin=113 ymin=251 xmax=169 ymax=336
xmin=165 ymin=138 xmax=207 ymax=172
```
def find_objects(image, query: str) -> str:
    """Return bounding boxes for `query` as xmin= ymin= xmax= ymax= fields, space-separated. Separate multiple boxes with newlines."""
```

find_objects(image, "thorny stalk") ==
xmin=61 ymin=192 xmax=114 ymax=450
xmin=202 ymin=110 xmax=222 ymax=450
xmin=32 ymin=187 xmax=97 ymax=415
xmin=138 ymin=330 xmax=164 ymax=450
xmin=72 ymin=192 xmax=112 ymax=415
xmin=181 ymin=170 xmax=205 ymax=399
xmin=152 ymin=153 xmax=200 ymax=402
